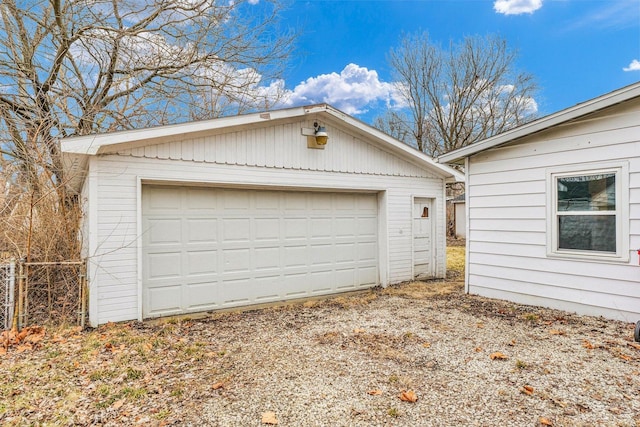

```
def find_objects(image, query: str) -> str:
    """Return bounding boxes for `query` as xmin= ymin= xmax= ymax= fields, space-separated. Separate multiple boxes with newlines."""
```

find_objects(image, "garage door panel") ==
xmin=255 ymin=218 xmax=280 ymax=240
xmin=222 ymin=248 xmax=251 ymax=273
xmin=358 ymin=242 xmax=378 ymax=262
xmin=334 ymin=193 xmax=356 ymax=210
xmin=284 ymin=218 xmax=307 ymax=239
xmin=283 ymin=245 xmax=308 ymax=267
xmin=336 ymin=268 xmax=356 ymax=289
xmin=186 ymin=250 xmax=217 ymax=275
xmin=146 ymin=253 xmax=181 ymax=279
xmin=222 ymin=190 xmax=251 ymax=210
xmin=219 ymin=278 xmax=252 ymax=305
xmin=147 ymin=285 xmax=182 ymax=313
xmin=142 ymin=186 xmax=379 ymax=318
xmin=146 ymin=187 xmax=182 ymax=210
xmin=147 ymin=219 xmax=182 ymax=244
xmin=284 ymin=192 xmax=307 ymax=210
xmin=185 ymin=281 xmax=219 ymax=308
xmin=186 ymin=188 xmax=218 ymax=210
xmin=310 ymin=244 xmax=333 ymax=265
xmin=335 ymin=217 xmax=357 ymax=236
xmin=358 ymin=217 xmax=377 ymax=236
xmin=335 ymin=243 xmax=356 ymax=263
xmin=279 ymin=272 xmax=308 ymax=297
xmin=187 ymin=219 xmax=217 ymax=242
xmin=359 ymin=266 xmax=378 ymax=285
xmin=309 ymin=270 xmax=332 ymax=293
xmin=254 ymin=247 xmax=280 ymax=270
xmin=222 ymin=218 xmax=251 ymax=242
xmin=310 ymin=218 xmax=332 ymax=237
xmin=255 ymin=192 xmax=280 ymax=210
xmin=310 ymin=193 xmax=332 ymax=210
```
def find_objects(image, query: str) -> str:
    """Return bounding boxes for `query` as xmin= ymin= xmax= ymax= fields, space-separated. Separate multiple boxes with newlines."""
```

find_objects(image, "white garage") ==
xmin=62 ymin=104 xmax=462 ymax=326
xmin=142 ymin=186 xmax=378 ymax=317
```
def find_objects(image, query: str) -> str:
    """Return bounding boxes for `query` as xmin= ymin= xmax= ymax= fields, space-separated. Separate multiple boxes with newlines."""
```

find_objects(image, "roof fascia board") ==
xmin=438 ymin=81 xmax=640 ymax=164
xmin=319 ymin=105 xmax=464 ymax=182
xmin=61 ymin=105 xmax=310 ymax=155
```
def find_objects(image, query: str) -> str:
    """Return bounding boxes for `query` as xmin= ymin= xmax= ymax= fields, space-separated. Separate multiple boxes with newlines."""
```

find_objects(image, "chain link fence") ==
xmin=1 ymin=259 xmax=16 ymax=330
xmin=1 ymin=259 xmax=87 ymax=331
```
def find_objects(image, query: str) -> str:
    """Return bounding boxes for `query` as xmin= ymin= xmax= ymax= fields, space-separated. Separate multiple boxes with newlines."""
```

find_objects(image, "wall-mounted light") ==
xmin=302 ymin=121 xmax=329 ymax=149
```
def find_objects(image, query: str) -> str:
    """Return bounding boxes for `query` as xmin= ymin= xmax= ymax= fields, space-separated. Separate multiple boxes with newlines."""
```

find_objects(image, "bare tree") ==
xmin=0 ymin=0 xmax=294 ymax=262
xmin=0 ymin=0 xmax=293 ymax=195
xmin=378 ymin=32 xmax=538 ymax=157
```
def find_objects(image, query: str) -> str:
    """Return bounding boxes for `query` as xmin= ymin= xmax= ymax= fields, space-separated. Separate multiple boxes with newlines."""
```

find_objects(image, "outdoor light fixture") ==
xmin=302 ymin=121 xmax=329 ymax=149
xmin=313 ymin=122 xmax=328 ymax=145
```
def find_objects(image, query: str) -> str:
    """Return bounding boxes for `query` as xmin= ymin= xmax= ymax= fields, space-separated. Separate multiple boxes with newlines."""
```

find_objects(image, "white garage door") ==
xmin=142 ymin=185 xmax=378 ymax=318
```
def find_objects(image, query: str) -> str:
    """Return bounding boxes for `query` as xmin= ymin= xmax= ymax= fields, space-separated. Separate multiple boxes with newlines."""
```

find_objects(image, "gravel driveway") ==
xmin=2 ymin=280 xmax=639 ymax=426
xmin=195 ymin=282 xmax=639 ymax=426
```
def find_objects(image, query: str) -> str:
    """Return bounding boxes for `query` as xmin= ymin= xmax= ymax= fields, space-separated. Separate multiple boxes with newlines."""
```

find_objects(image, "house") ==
xmin=449 ymin=193 xmax=466 ymax=239
xmin=62 ymin=104 xmax=463 ymax=327
xmin=439 ymin=82 xmax=640 ymax=322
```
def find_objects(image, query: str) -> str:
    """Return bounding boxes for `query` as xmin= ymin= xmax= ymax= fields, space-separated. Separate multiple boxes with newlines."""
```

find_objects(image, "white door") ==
xmin=413 ymin=198 xmax=433 ymax=279
xmin=141 ymin=185 xmax=378 ymax=318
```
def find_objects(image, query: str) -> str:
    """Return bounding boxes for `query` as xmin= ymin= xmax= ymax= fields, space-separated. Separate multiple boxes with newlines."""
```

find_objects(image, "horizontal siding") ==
xmin=116 ymin=119 xmax=435 ymax=179
xmin=90 ymin=155 xmax=446 ymax=324
xmin=466 ymin=100 xmax=640 ymax=322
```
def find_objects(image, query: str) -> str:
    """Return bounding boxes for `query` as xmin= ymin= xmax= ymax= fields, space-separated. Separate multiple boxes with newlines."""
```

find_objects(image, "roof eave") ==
xmin=438 ymin=81 xmax=640 ymax=164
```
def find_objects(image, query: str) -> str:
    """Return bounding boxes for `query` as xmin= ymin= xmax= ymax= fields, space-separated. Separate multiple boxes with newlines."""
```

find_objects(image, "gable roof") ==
xmin=62 ymin=104 xmax=463 ymax=193
xmin=438 ymin=81 xmax=640 ymax=164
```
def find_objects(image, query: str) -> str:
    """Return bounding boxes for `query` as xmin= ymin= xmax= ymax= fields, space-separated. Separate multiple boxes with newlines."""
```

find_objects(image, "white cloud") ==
xmin=494 ymin=0 xmax=542 ymax=15
xmin=280 ymin=64 xmax=404 ymax=115
xmin=623 ymin=59 xmax=640 ymax=72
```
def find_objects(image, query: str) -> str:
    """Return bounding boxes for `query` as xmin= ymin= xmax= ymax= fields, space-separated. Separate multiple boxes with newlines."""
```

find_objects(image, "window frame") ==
xmin=546 ymin=161 xmax=629 ymax=262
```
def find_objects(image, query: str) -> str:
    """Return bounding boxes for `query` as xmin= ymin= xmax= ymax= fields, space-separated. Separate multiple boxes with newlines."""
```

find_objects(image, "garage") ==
xmin=62 ymin=103 xmax=462 ymax=325
xmin=142 ymin=185 xmax=378 ymax=317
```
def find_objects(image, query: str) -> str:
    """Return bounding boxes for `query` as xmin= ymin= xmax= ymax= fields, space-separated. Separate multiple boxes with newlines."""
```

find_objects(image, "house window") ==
xmin=548 ymin=163 xmax=628 ymax=261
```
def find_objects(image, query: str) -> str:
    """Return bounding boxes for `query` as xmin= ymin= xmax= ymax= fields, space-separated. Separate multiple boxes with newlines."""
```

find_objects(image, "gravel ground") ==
xmin=2 ymin=280 xmax=639 ymax=426
xmin=191 ymin=282 xmax=640 ymax=427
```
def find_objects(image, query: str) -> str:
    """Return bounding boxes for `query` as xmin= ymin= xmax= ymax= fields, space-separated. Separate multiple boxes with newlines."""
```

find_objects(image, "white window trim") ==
xmin=546 ymin=161 xmax=629 ymax=263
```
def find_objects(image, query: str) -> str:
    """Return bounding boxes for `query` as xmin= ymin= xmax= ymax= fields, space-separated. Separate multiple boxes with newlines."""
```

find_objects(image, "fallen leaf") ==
xmin=582 ymin=340 xmax=595 ymax=349
xmin=474 ymin=347 xmax=482 ymax=352
xmin=476 ymin=323 xmax=484 ymax=328
xmin=549 ymin=329 xmax=565 ymax=336
xmin=539 ymin=417 xmax=553 ymax=426
xmin=367 ymin=389 xmax=383 ymax=396
xmin=261 ymin=411 xmax=279 ymax=425
xmin=627 ymin=342 xmax=640 ymax=350
xmin=212 ymin=381 xmax=225 ymax=390
xmin=508 ymin=339 xmax=516 ymax=346
xmin=619 ymin=354 xmax=632 ymax=362
xmin=399 ymin=390 xmax=418 ymax=403
xmin=521 ymin=385 xmax=534 ymax=395
xmin=422 ymin=342 xmax=431 ymax=348
xmin=490 ymin=352 xmax=508 ymax=360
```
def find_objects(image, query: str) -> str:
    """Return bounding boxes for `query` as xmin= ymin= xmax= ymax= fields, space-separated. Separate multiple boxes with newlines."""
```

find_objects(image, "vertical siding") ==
xmin=90 ymin=150 xmax=447 ymax=325
xmin=467 ymin=102 xmax=640 ymax=321
xmin=114 ymin=119 xmax=431 ymax=178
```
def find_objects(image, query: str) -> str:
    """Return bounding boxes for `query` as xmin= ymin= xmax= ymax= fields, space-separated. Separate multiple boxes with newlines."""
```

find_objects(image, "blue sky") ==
xmin=273 ymin=0 xmax=640 ymax=123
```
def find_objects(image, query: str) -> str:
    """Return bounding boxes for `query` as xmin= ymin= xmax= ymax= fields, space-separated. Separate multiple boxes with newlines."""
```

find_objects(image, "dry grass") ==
xmin=381 ymin=245 xmax=466 ymax=299
xmin=446 ymin=245 xmax=465 ymax=275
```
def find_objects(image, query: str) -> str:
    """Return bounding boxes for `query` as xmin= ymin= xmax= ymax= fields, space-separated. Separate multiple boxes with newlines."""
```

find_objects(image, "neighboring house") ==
xmin=450 ymin=194 xmax=466 ymax=239
xmin=62 ymin=104 xmax=463 ymax=326
xmin=439 ymin=82 xmax=640 ymax=322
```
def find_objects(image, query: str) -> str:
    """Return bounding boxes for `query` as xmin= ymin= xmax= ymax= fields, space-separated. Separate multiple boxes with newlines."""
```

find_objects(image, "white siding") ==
xmin=113 ymin=119 xmax=431 ymax=178
xmin=86 ymin=126 xmax=447 ymax=325
xmin=466 ymin=99 xmax=640 ymax=321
